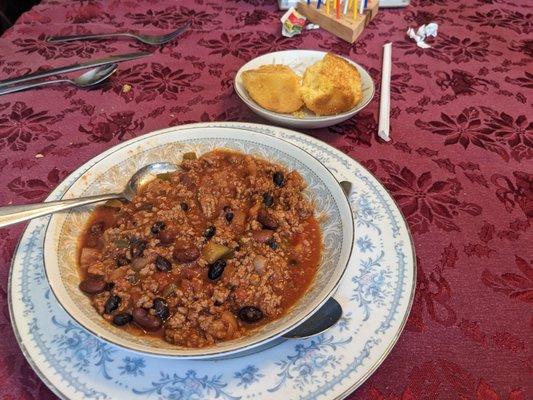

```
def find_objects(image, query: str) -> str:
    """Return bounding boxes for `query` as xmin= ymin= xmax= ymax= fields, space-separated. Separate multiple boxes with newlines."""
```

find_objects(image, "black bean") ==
xmin=180 ymin=202 xmax=189 ymax=211
xmin=115 ymin=255 xmax=130 ymax=267
xmin=112 ymin=313 xmax=133 ymax=326
xmin=223 ymin=205 xmax=231 ymax=213
xmin=204 ymin=226 xmax=216 ymax=240
xmin=155 ymin=255 xmax=172 ymax=272
xmin=150 ymin=221 xmax=166 ymax=235
xmin=289 ymin=259 xmax=298 ymax=266
xmin=105 ymin=282 xmax=115 ymax=291
xmin=273 ymin=172 xmax=284 ymax=187
xmin=131 ymin=240 xmax=147 ymax=257
xmin=104 ymin=295 xmax=121 ymax=314
xmin=90 ymin=221 xmax=105 ymax=235
xmin=225 ymin=211 xmax=234 ymax=223
xmin=79 ymin=277 xmax=107 ymax=294
xmin=262 ymin=193 xmax=274 ymax=207
xmin=129 ymin=236 xmax=142 ymax=245
xmin=152 ymin=298 xmax=170 ymax=320
xmin=208 ymin=259 xmax=226 ymax=280
xmin=267 ymin=239 xmax=278 ymax=250
xmin=238 ymin=306 xmax=264 ymax=323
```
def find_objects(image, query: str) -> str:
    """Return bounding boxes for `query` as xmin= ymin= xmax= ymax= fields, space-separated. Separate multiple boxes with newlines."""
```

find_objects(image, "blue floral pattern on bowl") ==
xmin=9 ymin=122 xmax=415 ymax=400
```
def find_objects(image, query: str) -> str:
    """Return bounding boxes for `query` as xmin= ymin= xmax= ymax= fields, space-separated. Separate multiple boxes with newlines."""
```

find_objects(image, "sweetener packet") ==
xmin=281 ymin=7 xmax=307 ymax=38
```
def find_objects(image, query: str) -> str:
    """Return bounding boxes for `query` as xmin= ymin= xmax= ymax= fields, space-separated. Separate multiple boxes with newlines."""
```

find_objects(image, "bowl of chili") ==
xmin=43 ymin=123 xmax=354 ymax=358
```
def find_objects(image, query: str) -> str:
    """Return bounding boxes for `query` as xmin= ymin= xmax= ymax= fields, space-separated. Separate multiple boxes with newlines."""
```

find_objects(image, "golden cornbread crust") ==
xmin=242 ymin=65 xmax=304 ymax=113
xmin=300 ymin=53 xmax=363 ymax=116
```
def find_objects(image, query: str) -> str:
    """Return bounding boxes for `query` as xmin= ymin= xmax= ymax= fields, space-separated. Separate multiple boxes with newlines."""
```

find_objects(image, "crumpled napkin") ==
xmin=407 ymin=23 xmax=438 ymax=49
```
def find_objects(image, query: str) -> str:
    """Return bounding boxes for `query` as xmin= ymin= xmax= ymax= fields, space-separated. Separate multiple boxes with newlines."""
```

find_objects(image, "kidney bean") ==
xmin=79 ymin=277 xmax=107 ymax=294
xmin=273 ymin=171 xmax=284 ymax=187
xmin=208 ymin=259 xmax=226 ymax=280
xmin=257 ymin=209 xmax=278 ymax=230
xmin=238 ymin=306 xmax=263 ymax=323
xmin=252 ymin=229 xmax=274 ymax=243
xmin=158 ymin=231 xmax=175 ymax=246
xmin=112 ymin=313 xmax=133 ymax=326
xmin=104 ymin=295 xmax=121 ymax=314
xmin=155 ymin=255 xmax=172 ymax=272
xmin=132 ymin=308 xmax=162 ymax=331
xmin=173 ymin=247 xmax=200 ymax=263
xmin=153 ymin=298 xmax=170 ymax=320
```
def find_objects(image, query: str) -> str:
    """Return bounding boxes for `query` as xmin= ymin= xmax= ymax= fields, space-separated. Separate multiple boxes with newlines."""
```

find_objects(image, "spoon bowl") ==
xmin=73 ymin=63 xmax=119 ymax=88
xmin=123 ymin=162 xmax=178 ymax=201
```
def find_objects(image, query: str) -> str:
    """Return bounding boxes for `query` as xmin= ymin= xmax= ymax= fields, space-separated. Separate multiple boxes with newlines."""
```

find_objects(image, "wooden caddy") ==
xmin=296 ymin=0 xmax=379 ymax=43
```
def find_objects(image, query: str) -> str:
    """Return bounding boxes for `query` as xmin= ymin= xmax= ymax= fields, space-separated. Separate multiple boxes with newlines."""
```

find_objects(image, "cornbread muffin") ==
xmin=242 ymin=65 xmax=304 ymax=113
xmin=300 ymin=53 xmax=363 ymax=116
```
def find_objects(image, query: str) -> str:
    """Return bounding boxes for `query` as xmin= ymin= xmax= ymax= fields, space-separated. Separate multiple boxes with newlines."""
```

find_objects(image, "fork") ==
xmin=47 ymin=21 xmax=190 ymax=45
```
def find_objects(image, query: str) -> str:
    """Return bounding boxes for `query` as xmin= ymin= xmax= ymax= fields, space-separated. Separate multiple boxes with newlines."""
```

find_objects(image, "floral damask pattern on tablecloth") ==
xmin=0 ymin=0 xmax=531 ymax=399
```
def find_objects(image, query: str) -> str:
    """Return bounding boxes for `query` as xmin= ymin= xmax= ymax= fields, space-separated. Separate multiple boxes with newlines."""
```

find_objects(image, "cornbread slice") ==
xmin=242 ymin=65 xmax=303 ymax=113
xmin=300 ymin=53 xmax=363 ymax=116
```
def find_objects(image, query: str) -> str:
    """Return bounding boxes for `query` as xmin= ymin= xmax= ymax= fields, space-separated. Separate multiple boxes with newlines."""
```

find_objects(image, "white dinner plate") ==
xmin=9 ymin=122 xmax=415 ymax=400
xmin=234 ymin=50 xmax=375 ymax=129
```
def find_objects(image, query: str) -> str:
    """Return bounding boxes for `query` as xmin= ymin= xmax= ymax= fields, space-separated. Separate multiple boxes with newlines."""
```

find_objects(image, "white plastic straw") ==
xmin=358 ymin=0 xmax=364 ymax=14
xmin=343 ymin=0 xmax=349 ymax=14
xmin=378 ymin=42 xmax=392 ymax=141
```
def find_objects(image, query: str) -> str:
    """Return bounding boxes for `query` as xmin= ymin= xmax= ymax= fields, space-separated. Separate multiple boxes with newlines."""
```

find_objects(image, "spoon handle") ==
xmin=0 ymin=193 xmax=122 ymax=228
xmin=48 ymin=33 xmax=136 ymax=43
xmin=282 ymin=297 xmax=343 ymax=339
xmin=0 ymin=78 xmax=70 ymax=96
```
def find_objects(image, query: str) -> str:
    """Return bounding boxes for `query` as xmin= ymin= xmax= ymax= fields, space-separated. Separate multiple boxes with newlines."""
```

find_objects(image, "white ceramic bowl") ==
xmin=234 ymin=50 xmax=375 ymax=129
xmin=43 ymin=124 xmax=354 ymax=358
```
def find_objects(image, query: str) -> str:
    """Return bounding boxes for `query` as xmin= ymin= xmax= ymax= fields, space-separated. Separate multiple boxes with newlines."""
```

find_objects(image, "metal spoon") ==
xmin=0 ymin=63 xmax=118 ymax=96
xmin=0 ymin=162 xmax=177 ymax=228
xmin=282 ymin=298 xmax=343 ymax=339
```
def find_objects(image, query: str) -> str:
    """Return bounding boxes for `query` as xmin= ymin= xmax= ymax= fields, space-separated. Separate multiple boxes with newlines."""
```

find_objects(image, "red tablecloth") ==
xmin=0 ymin=0 xmax=531 ymax=399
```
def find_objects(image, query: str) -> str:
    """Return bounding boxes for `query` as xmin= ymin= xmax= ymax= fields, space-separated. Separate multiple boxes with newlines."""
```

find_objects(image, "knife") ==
xmin=0 ymin=51 xmax=151 ymax=87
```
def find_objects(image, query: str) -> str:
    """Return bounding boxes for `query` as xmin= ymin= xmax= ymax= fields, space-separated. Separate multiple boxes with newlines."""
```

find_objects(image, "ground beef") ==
xmin=78 ymin=149 xmax=322 ymax=348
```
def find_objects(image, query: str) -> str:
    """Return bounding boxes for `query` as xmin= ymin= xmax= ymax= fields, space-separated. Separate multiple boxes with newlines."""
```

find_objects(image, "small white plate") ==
xmin=234 ymin=50 xmax=375 ymax=129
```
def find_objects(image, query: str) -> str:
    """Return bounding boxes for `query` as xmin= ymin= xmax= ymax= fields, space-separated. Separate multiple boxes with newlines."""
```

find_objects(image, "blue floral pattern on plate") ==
xmin=8 ymin=122 xmax=415 ymax=400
